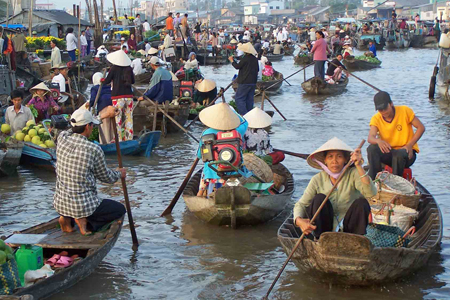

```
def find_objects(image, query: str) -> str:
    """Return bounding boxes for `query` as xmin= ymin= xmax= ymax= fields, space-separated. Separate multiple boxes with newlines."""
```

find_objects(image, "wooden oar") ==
xmin=67 ymin=78 xmax=76 ymax=112
xmin=273 ymin=149 xmax=308 ymax=160
xmin=91 ymin=69 xmax=108 ymax=115
xmin=133 ymin=88 xmax=199 ymax=143
xmin=263 ymin=93 xmax=287 ymax=121
xmin=161 ymin=157 xmax=199 ymax=216
xmin=264 ymin=139 xmax=366 ymax=299
xmin=112 ymin=119 xmax=139 ymax=251
xmin=327 ymin=60 xmax=381 ymax=92
xmin=429 ymin=50 xmax=440 ymax=99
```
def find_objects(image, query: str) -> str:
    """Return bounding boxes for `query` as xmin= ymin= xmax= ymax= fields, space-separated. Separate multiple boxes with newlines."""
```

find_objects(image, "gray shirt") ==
xmin=5 ymin=105 xmax=35 ymax=134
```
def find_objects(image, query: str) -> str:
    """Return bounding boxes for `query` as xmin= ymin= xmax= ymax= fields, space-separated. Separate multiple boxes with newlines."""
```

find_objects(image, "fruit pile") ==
xmin=0 ymin=240 xmax=14 ymax=265
xmin=1 ymin=120 xmax=56 ymax=148
xmin=354 ymin=55 xmax=382 ymax=64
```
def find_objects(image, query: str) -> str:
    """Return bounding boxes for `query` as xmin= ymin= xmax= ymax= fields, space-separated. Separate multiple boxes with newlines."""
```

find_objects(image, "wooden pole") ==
xmin=112 ymin=120 xmax=139 ymax=251
xmin=112 ymin=0 xmax=118 ymax=25
xmin=264 ymin=93 xmax=286 ymax=121
xmin=28 ymin=0 xmax=33 ymax=37
xmin=85 ymin=0 xmax=93 ymax=24
xmin=264 ymin=140 xmax=366 ymax=299
xmin=328 ymin=60 xmax=381 ymax=92
xmin=6 ymin=0 xmax=9 ymax=27
xmin=100 ymin=0 xmax=104 ymax=29
xmin=77 ymin=4 xmax=81 ymax=82
xmin=273 ymin=149 xmax=308 ymax=160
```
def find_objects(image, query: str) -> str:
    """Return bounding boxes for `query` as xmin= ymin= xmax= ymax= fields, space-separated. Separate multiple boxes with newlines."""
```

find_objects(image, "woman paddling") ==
xmin=293 ymin=137 xmax=377 ymax=238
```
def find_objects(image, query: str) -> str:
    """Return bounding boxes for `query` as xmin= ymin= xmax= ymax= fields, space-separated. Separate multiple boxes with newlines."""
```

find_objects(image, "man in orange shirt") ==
xmin=166 ymin=12 xmax=174 ymax=36
xmin=367 ymin=91 xmax=425 ymax=179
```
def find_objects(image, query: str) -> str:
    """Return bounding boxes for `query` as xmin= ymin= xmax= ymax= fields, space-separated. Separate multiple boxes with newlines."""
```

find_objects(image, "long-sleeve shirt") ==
xmin=166 ymin=17 xmax=174 ymax=30
xmin=184 ymin=59 xmax=198 ymax=70
xmin=54 ymin=130 xmax=120 ymax=218
xmin=80 ymin=35 xmax=88 ymax=46
xmin=28 ymin=95 xmax=60 ymax=121
xmin=293 ymin=167 xmax=377 ymax=230
xmin=51 ymin=46 xmax=62 ymax=68
xmin=12 ymin=34 xmax=27 ymax=52
xmin=66 ymin=33 xmax=77 ymax=51
xmin=90 ymin=84 xmax=112 ymax=113
xmin=128 ymin=38 xmax=137 ymax=50
xmin=102 ymin=65 xmax=135 ymax=98
xmin=144 ymin=67 xmax=173 ymax=104
xmin=85 ymin=30 xmax=92 ymax=41
xmin=231 ymin=54 xmax=259 ymax=84
xmin=310 ymin=38 xmax=330 ymax=61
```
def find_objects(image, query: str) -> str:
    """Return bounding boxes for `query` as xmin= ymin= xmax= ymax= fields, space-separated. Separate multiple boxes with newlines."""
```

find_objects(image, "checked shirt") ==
xmin=53 ymin=130 xmax=120 ymax=218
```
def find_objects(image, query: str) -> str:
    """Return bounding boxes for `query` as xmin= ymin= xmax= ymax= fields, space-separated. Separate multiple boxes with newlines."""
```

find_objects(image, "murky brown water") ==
xmin=1 ymin=48 xmax=449 ymax=299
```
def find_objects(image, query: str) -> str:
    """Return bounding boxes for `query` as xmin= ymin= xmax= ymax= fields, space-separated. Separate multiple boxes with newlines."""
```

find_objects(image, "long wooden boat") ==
xmin=301 ymin=76 xmax=349 ymax=95
xmin=410 ymin=35 xmax=438 ymax=48
xmin=343 ymin=57 xmax=381 ymax=71
xmin=267 ymin=53 xmax=284 ymax=62
xmin=233 ymin=71 xmax=283 ymax=94
xmin=98 ymin=130 xmax=161 ymax=157
xmin=20 ymin=142 xmax=56 ymax=170
xmin=294 ymin=55 xmax=313 ymax=66
xmin=0 ymin=134 xmax=24 ymax=177
xmin=183 ymin=163 xmax=294 ymax=227
xmin=196 ymin=54 xmax=229 ymax=66
xmin=354 ymin=33 xmax=385 ymax=51
xmin=134 ymin=72 xmax=153 ymax=85
xmin=277 ymin=180 xmax=442 ymax=285
xmin=384 ymin=30 xmax=411 ymax=49
xmin=9 ymin=216 xmax=123 ymax=299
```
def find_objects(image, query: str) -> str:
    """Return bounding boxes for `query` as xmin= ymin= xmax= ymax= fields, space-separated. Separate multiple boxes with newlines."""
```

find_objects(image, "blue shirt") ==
xmin=144 ymin=67 xmax=173 ymax=104
xmin=369 ymin=44 xmax=377 ymax=57
xmin=197 ymin=115 xmax=248 ymax=180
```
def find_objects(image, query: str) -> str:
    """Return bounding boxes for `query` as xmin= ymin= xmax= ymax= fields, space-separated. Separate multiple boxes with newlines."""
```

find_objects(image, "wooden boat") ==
xmin=183 ymin=164 xmax=294 ymax=227
xmin=267 ymin=53 xmax=284 ymax=62
xmin=343 ymin=57 xmax=381 ymax=71
xmin=277 ymin=180 xmax=442 ymax=285
xmin=294 ymin=55 xmax=313 ymax=66
xmin=98 ymin=130 xmax=161 ymax=157
xmin=20 ymin=142 xmax=56 ymax=170
xmin=410 ymin=35 xmax=438 ymax=48
xmin=301 ymin=76 xmax=349 ymax=95
xmin=9 ymin=216 xmax=123 ymax=299
xmin=16 ymin=66 xmax=42 ymax=93
xmin=384 ymin=29 xmax=411 ymax=49
xmin=196 ymin=54 xmax=229 ymax=66
xmin=233 ymin=71 xmax=283 ymax=94
xmin=0 ymin=134 xmax=24 ymax=177
xmin=354 ymin=33 xmax=385 ymax=50
xmin=134 ymin=71 xmax=153 ymax=85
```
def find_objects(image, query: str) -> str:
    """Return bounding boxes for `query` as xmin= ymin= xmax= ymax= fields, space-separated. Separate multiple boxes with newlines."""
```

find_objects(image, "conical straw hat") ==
xmin=230 ymin=38 xmax=238 ymax=44
xmin=306 ymin=137 xmax=353 ymax=170
xmin=196 ymin=79 xmax=216 ymax=93
xmin=238 ymin=42 xmax=257 ymax=56
xmin=30 ymin=82 xmax=51 ymax=94
xmin=244 ymin=107 xmax=272 ymax=129
xmin=137 ymin=49 xmax=146 ymax=55
xmin=148 ymin=47 xmax=159 ymax=55
xmin=199 ymin=102 xmax=241 ymax=131
xmin=107 ymin=50 xmax=132 ymax=67
xmin=170 ymin=71 xmax=179 ymax=81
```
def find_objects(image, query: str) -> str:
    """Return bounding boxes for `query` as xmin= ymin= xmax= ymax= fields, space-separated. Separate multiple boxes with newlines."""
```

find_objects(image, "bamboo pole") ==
xmin=112 ymin=0 xmax=118 ymax=25
xmin=6 ymin=0 xmax=9 ymax=27
xmin=28 ymin=0 xmax=33 ymax=37
xmin=77 ymin=4 xmax=81 ymax=83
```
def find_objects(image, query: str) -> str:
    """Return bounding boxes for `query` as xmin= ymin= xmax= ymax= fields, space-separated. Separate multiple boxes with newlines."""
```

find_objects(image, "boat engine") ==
xmin=47 ymin=82 xmax=61 ymax=100
xmin=200 ymin=130 xmax=243 ymax=172
xmin=179 ymin=81 xmax=193 ymax=99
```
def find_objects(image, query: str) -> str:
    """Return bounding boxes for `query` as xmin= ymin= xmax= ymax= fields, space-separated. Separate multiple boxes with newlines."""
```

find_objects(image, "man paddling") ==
xmin=138 ymin=56 xmax=173 ymax=104
xmin=54 ymin=107 xmax=126 ymax=235
xmin=367 ymin=91 xmax=425 ymax=180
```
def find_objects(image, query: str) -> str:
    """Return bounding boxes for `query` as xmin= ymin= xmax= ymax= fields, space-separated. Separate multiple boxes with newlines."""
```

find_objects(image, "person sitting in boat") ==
xmin=325 ymin=54 xmax=347 ymax=85
xmin=193 ymin=79 xmax=217 ymax=106
xmin=367 ymin=91 xmax=425 ymax=180
xmin=293 ymin=137 xmax=377 ymax=238
xmin=50 ymin=64 xmax=60 ymax=79
xmin=138 ymin=56 xmax=173 ymax=104
xmin=306 ymin=41 xmax=313 ymax=52
xmin=54 ymin=107 xmax=126 ymax=236
xmin=5 ymin=89 xmax=35 ymax=134
xmin=342 ymin=42 xmax=353 ymax=59
xmin=52 ymin=63 xmax=74 ymax=105
xmin=344 ymin=35 xmax=351 ymax=45
xmin=273 ymin=41 xmax=283 ymax=55
xmin=180 ymin=52 xmax=199 ymax=70
xmin=27 ymin=83 xmax=60 ymax=123
xmin=196 ymin=102 xmax=248 ymax=197
xmin=131 ymin=55 xmax=145 ymax=76
xmin=262 ymin=61 xmax=274 ymax=81
xmin=95 ymin=45 xmax=108 ymax=58
xmin=368 ymin=41 xmax=377 ymax=57
xmin=90 ymin=72 xmax=113 ymax=144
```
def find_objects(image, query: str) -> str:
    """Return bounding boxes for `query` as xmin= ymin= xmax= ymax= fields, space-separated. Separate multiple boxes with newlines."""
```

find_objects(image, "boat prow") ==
xmin=301 ymin=76 xmax=349 ymax=95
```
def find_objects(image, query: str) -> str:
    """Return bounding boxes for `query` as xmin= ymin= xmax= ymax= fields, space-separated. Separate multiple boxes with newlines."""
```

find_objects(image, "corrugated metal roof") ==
xmin=33 ymin=10 xmax=91 ymax=26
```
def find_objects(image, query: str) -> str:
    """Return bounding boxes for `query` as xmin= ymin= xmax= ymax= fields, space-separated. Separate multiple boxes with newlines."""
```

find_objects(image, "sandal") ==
xmin=45 ymin=251 xmax=69 ymax=267
xmin=54 ymin=255 xmax=79 ymax=268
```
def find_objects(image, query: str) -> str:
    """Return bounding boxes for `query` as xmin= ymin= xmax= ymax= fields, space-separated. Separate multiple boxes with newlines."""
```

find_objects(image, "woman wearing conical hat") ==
xmin=196 ymin=102 xmax=248 ymax=197
xmin=293 ymin=137 xmax=377 ymax=239
xmin=90 ymin=72 xmax=113 ymax=144
xmin=102 ymin=50 xmax=135 ymax=141
xmin=193 ymin=79 xmax=217 ymax=106
xmin=27 ymin=82 xmax=60 ymax=123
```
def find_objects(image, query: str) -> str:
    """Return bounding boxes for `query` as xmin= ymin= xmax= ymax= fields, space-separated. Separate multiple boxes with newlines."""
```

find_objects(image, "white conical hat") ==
xmin=92 ymin=72 xmax=104 ymax=85
xmin=106 ymin=50 xmax=131 ymax=67
xmin=170 ymin=71 xmax=179 ymax=81
xmin=238 ymin=42 xmax=257 ymax=56
xmin=137 ymin=49 xmax=146 ymax=56
xmin=30 ymin=82 xmax=51 ymax=94
xmin=307 ymin=137 xmax=354 ymax=170
xmin=196 ymin=79 xmax=216 ymax=93
xmin=199 ymin=102 xmax=241 ymax=131
xmin=243 ymin=107 xmax=272 ymax=129
xmin=230 ymin=38 xmax=238 ymax=44
xmin=148 ymin=47 xmax=159 ymax=55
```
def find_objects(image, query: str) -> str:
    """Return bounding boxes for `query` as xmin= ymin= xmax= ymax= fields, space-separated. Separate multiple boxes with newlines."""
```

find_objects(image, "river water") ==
xmin=1 ymin=48 xmax=449 ymax=299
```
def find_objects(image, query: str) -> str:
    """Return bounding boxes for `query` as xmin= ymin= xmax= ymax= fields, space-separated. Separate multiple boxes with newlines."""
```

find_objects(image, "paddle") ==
xmin=161 ymin=157 xmax=200 ymax=216
xmin=67 ymin=78 xmax=76 ymax=112
xmin=134 ymin=88 xmax=199 ymax=143
xmin=327 ymin=60 xmax=381 ymax=92
xmin=262 ymin=92 xmax=287 ymax=121
xmin=429 ymin=50 xmax=440 ymax=99
xmin=264 ymin=139 xmax=366 ymax=300
xmin=273 ymin=149 xmax=308 ymax=160
xmin=111 ymin=119 xmax=139 ymax=251
xmin=91 ymin=69 xmax=108 ymax=115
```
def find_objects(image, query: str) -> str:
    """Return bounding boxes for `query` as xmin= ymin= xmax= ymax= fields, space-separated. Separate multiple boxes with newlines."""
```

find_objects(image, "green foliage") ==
xmin=144 ymin=30 xmax=159 ymax=41
xmin=29 ymin=105 xmax=39 ymax=118
xmin=88 ymin=127 xmax=99 ymax=142
xmin=355 ymin=55 xmax=381 ymax=64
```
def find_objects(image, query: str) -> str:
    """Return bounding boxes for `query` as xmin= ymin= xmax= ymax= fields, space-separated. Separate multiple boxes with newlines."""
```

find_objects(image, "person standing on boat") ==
xmin=80 ymin=30 xmax=88 ymax=57
xmin=54 ymin=107 xmax=126 ymax=236
xmin=293 ymin=137 xmax=377 ymax=238
xmin=50 ymin=39 xmax=62 ymax=68
xmin=90 ymin=72 xmax=114 ymax=144
xmin=5 ymin=90 xmax=35 ymax=134
xmin=137 ymin=56 xmax=173 ymax=104
xmin=228 ymin=42 xmax=259 ymax=115
xmin=310 ymin=30 xmax=331 ymax=81
xmin=66 ymin=27 xmax=77 ymax=62
xmin=166 ymin=12 xmax=174 ymax=36
xmin=102 ymin=50 xmax=135 ymax=141
xmin=367 ymin=91 xmax=425 ymax=180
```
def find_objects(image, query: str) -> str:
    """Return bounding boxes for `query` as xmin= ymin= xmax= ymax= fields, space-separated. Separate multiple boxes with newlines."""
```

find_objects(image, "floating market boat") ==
xmin=20 ymin=142 xmax=56 ymax=170
xmin=98 ymin=130 xmax=161 ymax=157
xmin=196 ymin=54 xmax=229 ymax=66
xmin=354 ymin=33 xmax=385 ymax=51
xmin=384 ymin=29 xmax=411 ymax=49
xmin=284 ymin=45 xmax=295 ymax=56
xmin=301 ymin=76 xmax=349 ymax=95
xmin=294 ymin=55 xmax=313 ymax=66
xmin=134 ymin=72 xmax=153 ymax=85
xmin=410 ymin=35 xmax=438 ymax=48
xmin=183 ymin=163 xmax=294 ymax=227
xmin=0 ymin=133 xmax=24 ymax=177
xmin=8 ymin=216 xmax=123 ymax=299
xmin=267 ymin=53 xmax=284 ymax=62
xmin=233 ymin=71 xmax=284 ymax=94
xmin=436 ymin=47 xmax=450 ymax=100
xmin=277 ymin=180 xmax=442 ymax=285
xmin=343 ymin=57 xmax=381 ymax=71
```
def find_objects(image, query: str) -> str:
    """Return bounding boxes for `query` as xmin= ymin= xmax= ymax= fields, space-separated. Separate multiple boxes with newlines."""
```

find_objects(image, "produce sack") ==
xmin=365 ymin=223 xmax=415 ymax=248
xmin=0 ymin=258 xmax=21 ymax=295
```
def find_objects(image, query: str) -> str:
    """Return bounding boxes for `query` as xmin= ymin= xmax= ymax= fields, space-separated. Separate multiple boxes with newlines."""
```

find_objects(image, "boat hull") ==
xmin=301 ymin=76 xmax=348 ymax=95
xmin=20 ymin=143 xmax=56 ymax=170
xmin=0 ymin=138 xmax=24 ymax=177
xmin=196 ymin=54 xmax=229 ymax=66
xmin=233 ymin=71 xmax=284 ymax=94
xmin=99 ymin=131 xmax=161 ymax=157
xmin=267 ymin=54 xmax=284 ymax=62
xmin=343 ymin=58 xmax=381 ymax=71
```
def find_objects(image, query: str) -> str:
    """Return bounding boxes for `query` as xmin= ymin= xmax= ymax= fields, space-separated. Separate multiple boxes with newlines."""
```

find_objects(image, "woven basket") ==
xmin=369 ymin=172 xmax=421 ymax=210
xmin=371 ymin=204 xmax=419 ymax=232
xmin=240 ymin=153 xmax=274 ymax=184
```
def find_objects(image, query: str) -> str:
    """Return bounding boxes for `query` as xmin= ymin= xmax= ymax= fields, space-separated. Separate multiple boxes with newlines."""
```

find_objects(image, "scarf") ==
xmin=313 ymin=157 xmax=344 ymax=180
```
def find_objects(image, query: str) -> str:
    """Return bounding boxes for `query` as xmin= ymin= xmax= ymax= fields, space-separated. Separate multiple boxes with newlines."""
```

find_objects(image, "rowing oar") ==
xmin=264 ymin=139 xmax=366 ymax=300
xmin=262 ymin=91 xmax=287 ymax=121
xmin=328 ymin=60 xmax=381 ymax=92
xmin=273 ymin=149 xmax=308 ymax=160
xmin=185 ymin=81 xmax=234 ymax=129
xmin=160 ymin=157 xmax=200 ymax=216
xmin=112 ymin=120 xmax=139 ymax=251
xmin=134 ymin=88 xmax=200 ymax=143
xmin=429 ymin=49 xmax=440 ymax=99
xmin=91 ymin=69 xmax=108 ymax=115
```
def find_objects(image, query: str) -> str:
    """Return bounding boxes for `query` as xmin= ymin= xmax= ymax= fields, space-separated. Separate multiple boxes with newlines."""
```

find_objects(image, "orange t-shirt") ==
xmin=166 ymin=16 xmax=174 ymax=30
xmin=369 ymin=105 xmax=419 ymax=153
